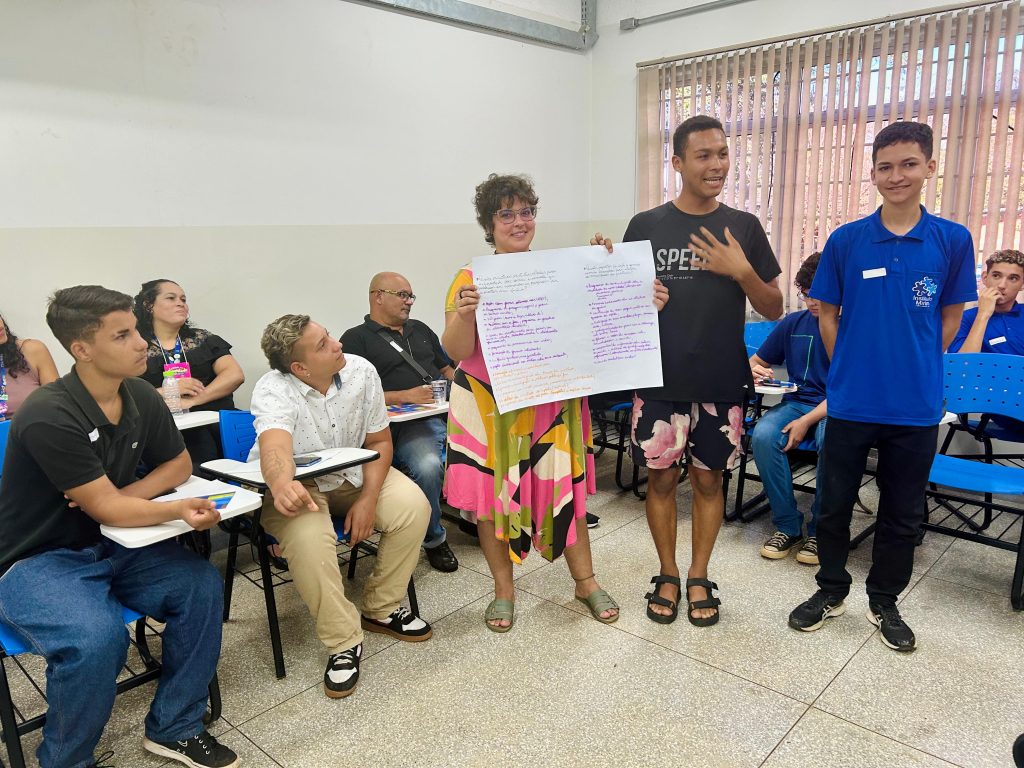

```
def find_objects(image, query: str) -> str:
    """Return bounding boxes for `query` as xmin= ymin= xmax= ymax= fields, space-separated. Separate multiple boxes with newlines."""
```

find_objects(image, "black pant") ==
xmin=816 ymin=417 xmax=938 ymax=606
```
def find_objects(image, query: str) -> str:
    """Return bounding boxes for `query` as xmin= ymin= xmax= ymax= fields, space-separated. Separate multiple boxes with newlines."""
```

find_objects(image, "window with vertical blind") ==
xmin=637 ymin=1 xmax=1024 ymax=310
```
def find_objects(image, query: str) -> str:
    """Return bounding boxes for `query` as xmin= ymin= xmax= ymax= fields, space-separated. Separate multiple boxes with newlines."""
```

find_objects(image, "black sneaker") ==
xmin=586 ymin=513 xmax=600 ymax=529
xmin=324 ymin=643 xmax=362 ymax=698
xmin=1013 ymin=732 xmax=1024 ymax=768
xmin=425 ymin=540 xmax=459 ymax=572
xmin=361 ymin=606 xmax=433 ymax=642
xmin=866 ymin=602 xmax=917 ymax=652
xmin=143 ymin=730 xmax=239 ymax=768
xmin=788 ymin=590 xmax=846 ymax=631
xmin=795 ymin=537 xmax=819 ymax=565
xmin=761 ymin=531 xmax=803 ymax=559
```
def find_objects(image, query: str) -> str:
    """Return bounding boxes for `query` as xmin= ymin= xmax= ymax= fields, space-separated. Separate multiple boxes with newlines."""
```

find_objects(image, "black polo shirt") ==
xmin=0 ymin=368 xmax=185 ymax=574
xmin=340 ymin=316 xmax=450 ymax=392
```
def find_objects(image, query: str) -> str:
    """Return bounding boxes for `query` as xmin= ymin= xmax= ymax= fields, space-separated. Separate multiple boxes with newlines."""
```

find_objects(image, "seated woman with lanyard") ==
xmin=0 ymin=310 xmax=59 ymax=419
xmin=133 ymin=279 xmax=245 ymax=468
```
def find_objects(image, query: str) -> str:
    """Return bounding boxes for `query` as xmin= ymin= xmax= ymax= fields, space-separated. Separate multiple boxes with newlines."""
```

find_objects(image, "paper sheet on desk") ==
xmin=472 ymin=242 xmax=663 ymax=414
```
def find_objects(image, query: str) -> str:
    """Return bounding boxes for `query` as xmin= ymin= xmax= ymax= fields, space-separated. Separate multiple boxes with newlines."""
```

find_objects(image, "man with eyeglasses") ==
xmin=748 ymin=252 xmax=829 ymax=566
xmin=341 ymin=272 xmax=458 ymax=572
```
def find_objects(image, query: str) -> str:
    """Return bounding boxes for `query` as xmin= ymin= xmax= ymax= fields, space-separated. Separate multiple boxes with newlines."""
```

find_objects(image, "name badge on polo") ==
xmin=862 ymin=268 xmax=887 ymax=279
xmin=991 ymin=336 xmax=1007 ymax=345
xmin=88 ymin=428 xmax=99 ymax=443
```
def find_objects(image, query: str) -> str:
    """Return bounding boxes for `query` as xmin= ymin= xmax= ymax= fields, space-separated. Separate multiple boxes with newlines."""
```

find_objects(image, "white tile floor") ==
xmin=5 ymin=455 xmax=1024 ymax=768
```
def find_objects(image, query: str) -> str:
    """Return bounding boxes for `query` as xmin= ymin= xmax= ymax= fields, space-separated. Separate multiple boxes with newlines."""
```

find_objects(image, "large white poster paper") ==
xmin=472 ymin=241 xmax=663 ymax=414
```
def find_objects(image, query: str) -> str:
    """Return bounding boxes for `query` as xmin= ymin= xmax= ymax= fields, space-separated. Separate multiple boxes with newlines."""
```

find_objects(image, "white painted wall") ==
xmin=0 ymin=0 xmax=592 ymax=404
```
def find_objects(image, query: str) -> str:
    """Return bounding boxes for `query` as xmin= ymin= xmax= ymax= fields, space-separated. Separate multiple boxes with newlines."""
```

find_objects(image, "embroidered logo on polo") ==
xmin=912 ymin=276 xmax=938 ymax=308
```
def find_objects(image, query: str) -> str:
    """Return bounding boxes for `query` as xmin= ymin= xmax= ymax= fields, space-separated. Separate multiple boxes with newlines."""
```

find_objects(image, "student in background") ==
xmin=788 ymin=121 xmax=976 ymax=652
xmin=0 ymin=310 xmax=59 ymax=418
xmin=948 ymin=249 xmax=1024 ymax=431
xmin=341 ymin=272 xmax=458 ymax=573
xmin=134 ymin=279 xmax=245 ymax=467
xmin=748 ymin=252 xmax=829 ymax=566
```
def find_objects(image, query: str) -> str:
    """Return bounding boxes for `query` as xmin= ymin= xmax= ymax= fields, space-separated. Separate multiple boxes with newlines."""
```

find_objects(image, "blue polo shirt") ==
xmin=948 ymin=303 xmax=1024 ymax=355
xmin=755 ymin=309 xmax=829 ymax=407
xmin=810 ymin=206 xmax=977 ymax=426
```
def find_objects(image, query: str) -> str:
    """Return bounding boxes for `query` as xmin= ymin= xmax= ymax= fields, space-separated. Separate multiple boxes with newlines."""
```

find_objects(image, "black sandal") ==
xmin=645 ymin=575 xmax=681 ymax=624
xmin=686 ymin=577 xmax=721 ymax=627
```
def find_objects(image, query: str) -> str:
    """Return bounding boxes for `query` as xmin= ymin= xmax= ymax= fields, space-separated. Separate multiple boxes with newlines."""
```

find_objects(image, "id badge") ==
xmin=163 ymin=362 xmax=191 ymax=379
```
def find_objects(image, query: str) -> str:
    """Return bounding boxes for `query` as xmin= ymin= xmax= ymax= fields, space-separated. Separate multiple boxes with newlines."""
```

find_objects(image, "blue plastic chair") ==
xmin=0 ymin=419 xmax=11 ymax=485
xmin=744 ymin=320 xmax=779 ymax=358
xmin=926 ymin=354 xmax=1024 ymax=609
xmin=217 ymin=410 xmax=418 ymax=679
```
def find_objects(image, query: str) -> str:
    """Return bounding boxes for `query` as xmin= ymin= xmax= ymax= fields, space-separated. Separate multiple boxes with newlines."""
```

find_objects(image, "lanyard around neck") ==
xmin=157 ymin=335 xmax=189 ymax=366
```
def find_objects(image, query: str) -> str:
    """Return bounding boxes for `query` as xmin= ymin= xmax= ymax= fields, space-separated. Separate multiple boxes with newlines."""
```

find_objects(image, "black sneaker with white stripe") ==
xmin=361 ymin=606 xmax=433 ymax=642
xmin=143 ymin=730 xmax=239 ymax=768
xmin=788 ymin=590 xmax=846 ymax=631
xmin=866 ymin=602 xmax=916 ymax=652
xmin=324 ymin=642 xmax=362 ymax=698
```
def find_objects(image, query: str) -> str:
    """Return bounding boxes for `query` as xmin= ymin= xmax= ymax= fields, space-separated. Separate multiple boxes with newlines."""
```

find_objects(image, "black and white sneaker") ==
xmin=866 ymin=602 xmax=916 ymax=652
xmin=143 ymin=730 xmax=239 ymax=768
xmin=361 ymin=606 xmax=433 ymax=642
xmin=324 ymin=643 xmax=362 ymax=698
xmin=586 ymin=513 xmax=600 ymax=529
xmin=761 ymin=530 xmax=803 ymax=559
xmin=788 ymin=590 xmax=846 ymax=631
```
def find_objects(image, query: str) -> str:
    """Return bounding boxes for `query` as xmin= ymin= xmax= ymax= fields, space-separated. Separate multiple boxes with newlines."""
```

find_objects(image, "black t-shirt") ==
xmin=0 ymin=369 xmax=186 ymax=574
xmin=624 ymin=202 xmax=781 ymax=402
xmin=140 ymin=328 xmax=235 ymax=411
xmin=340 ymin=317 xmax=450 ymax=392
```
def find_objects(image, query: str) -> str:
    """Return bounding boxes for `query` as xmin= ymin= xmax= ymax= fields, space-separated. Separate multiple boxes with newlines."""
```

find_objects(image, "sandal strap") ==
xmin=485 ymin=599 xmax=515 ymax=620
xmin=582 ymin=589 xmax=618 ymax=613
xmin=650 ymin=574 xmax=682 ymax=588
xmin=644 ymin=592 xmax=676 ymax=609
xmin=688 ymin=596 xmax=722 ymax=610
xmin=685 ymin=577 xmax=718 ymax=592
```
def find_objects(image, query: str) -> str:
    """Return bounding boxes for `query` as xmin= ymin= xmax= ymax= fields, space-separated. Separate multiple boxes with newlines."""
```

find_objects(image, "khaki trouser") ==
xmin=260 ymin=467 xmax=429 ymax=654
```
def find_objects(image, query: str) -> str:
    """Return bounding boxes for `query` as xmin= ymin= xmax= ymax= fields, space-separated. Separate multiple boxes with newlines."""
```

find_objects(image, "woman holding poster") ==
xmin=134 ymin=279 xmax=245 ymax=467
xmin=442 ymin=173 xmax=621 ymax=632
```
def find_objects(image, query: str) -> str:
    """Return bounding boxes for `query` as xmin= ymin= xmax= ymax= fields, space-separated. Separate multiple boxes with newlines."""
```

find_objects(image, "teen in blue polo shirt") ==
xmin=948 ymin=249 xmax=1024 ymax=433
xmin=788 ymin=122 xmax=977 ymax=652
xmin=749 ymin=252 xmax=829 ymax=565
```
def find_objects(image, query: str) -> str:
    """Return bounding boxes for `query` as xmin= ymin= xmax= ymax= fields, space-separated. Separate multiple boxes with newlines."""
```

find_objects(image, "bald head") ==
xmin=368 ymin=271 xmax=415 ymax=329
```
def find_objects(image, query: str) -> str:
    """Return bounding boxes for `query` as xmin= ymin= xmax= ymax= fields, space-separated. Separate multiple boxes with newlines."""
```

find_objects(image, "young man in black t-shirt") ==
xmin=0 ymin=286 xmax=239 ymax=768
xmin=598 ymin=115 xmax=782 ymax=627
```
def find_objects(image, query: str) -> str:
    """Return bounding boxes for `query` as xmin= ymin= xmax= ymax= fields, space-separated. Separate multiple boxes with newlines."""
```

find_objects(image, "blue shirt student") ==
xmin=810 ymin=206 xmax=977 ymax=426
xmin=948 ymin=303 xmax=1024 ymax=355
xmin=755 ymin=310 xmax=828 ymax=407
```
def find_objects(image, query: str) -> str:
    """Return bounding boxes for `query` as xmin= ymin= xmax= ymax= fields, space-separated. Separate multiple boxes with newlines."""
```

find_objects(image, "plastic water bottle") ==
xmin=162 ymin=377 xmax=183 ymax=416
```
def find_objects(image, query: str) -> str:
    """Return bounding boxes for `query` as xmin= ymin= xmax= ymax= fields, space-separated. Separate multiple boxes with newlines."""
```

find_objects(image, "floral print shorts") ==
xmin=629 ymin=396 xmax=744 ymax=471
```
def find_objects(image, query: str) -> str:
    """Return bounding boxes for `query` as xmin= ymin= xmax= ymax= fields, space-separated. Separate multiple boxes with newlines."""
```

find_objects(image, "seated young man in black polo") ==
xmin=0 ymin=286 xmax=239 ymax=768
xmin=340 ymin=271 xmax=459 ymax=572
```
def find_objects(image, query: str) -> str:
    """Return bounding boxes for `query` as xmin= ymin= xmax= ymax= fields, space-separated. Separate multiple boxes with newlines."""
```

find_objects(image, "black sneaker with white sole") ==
xmin=586 ymin=512 xmax=600 ymax=529
xmin=143 ymin=730 xmax=239 ymax=768
xmin=761 ymin=531 xmax=803 ymax=559
xmin=866 ymin=602 xmax=916 ymax=652
xmin=361 ymin=606 xmax=433 ymax=642
xmin=788 ymin=590 xmax=846 ymax=631
xmin=324 ymin=642 xmax=362 ymax=698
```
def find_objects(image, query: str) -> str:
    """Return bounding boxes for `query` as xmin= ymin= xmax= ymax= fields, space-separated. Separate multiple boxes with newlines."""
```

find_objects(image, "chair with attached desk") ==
xmin=215 ymin=410 xmax=420 ymax=679
xmin=589 ymin=391 xmax=648 ymax=499
xmin=0 ymin=424 xmax=221 ymax=767
xmin=922 ymin=353 xmax=1024 ymax=609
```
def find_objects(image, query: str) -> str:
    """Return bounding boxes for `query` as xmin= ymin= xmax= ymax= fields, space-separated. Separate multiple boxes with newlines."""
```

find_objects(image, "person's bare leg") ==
xmin=687 ymin=466 xmax=724 ymax=620
xmin=645 ymin=466 xmax=683 ymax=617
xmin=564 ymin=517 xmax=617 ymax=619
xmin=477 ymin=518 xmax=515 ymax=628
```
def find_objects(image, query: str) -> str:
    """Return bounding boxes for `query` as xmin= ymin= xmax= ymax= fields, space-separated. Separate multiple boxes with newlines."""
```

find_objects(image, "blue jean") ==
xmin=749 ymin=400 xmax=826 ymax=538
xmin=390 ymin=415 xmax=447 ymax=548
xmin=0 ymin=540 xmax=224 ymax=768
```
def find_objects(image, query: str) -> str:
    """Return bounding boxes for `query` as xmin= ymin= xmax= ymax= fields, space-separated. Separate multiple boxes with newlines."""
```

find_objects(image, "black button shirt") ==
xmin=0 ymin=368 xmax=185 ymax=573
